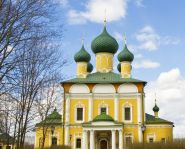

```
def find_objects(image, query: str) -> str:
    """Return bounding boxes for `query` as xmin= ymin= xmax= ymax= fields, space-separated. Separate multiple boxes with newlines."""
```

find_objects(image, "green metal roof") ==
xmin=74 ymin=44 xmax=91 ymax=62
xmin=35 ymin=109 xmax=62 ymax=127
xmin=117 ymin=63 xmax=121 ymax=72
xmin=91 ymin=26 xmax=118 ymax=54
xmin=0 ymin=133 xmax=14 ymax=144
xmin=62 ymin=72 xmax=147 ymax=84
xmin=153 ymin=104 xmax=159 ymax=112
xmin=93 ymin=112 xmax=114 ymax=122
xmin=87 ymin=62 xmax=93 ymax=73
xmin=145 ymin=113 xmax=173 ymax=125
xmin=118 ymin=44 xmax=134 ymax=62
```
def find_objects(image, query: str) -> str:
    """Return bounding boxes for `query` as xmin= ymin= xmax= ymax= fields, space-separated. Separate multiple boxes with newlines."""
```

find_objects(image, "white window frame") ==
xmin=123 ymin=103 xmax=132 ymax=123
xmin=147 ymin=134 xmax=155 ymax=143
xmin=75 ymin=104 xmax=85 ymax=123
xmin=124 ymin=133 xmax=134 ymax=146
xmin=98 ymin=103 xmax=109 ymax=115
xmin=75 ymin=137 xmax=82 ymax=149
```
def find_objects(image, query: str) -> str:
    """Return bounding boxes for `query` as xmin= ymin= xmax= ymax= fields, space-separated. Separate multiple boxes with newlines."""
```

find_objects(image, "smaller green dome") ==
xmin=93 ymin=112 xmax=114 ymax=122
xmin=74 ymin=45 xmax=91 ymax=62
xmin=153 ymin=104 xmax=159 ymax=112
xmin=117 ymin=63 xmax=121 ymax=72
xmin=118 ymin=45 xmax=134 ymax=62
xmin=87 ymin=63 xmax=93 ymax=73
xmin=91 ymin=27 xmax=118 ymax=54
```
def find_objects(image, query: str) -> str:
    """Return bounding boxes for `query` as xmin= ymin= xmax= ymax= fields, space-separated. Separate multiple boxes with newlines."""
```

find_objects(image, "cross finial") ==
xmin=81 ymin=32 xmax=84 ymax=45
xmin=155 ymin=93 xmax=157 ymax=104
xmin=104 ymin=8 xmax=107 ymax=27
xmin=124 ymin=33 xmax=127 ymax=45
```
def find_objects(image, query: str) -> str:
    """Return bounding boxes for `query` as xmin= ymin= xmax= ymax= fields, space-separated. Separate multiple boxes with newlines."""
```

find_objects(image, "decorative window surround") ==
xmin=122 ymin=103 xmax=133 ymax=123
xmin=98 ymin=103 xmax=109 ymax=115
xmin=75 ymin=104 xmax=85 ymax=123
xmin=147 ymin=134 xmax=156 ymax=143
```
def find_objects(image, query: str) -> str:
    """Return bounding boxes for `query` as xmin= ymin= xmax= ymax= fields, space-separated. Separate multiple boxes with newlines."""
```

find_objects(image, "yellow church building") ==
xmin=35 ymin=23 xmax=174 ymax=149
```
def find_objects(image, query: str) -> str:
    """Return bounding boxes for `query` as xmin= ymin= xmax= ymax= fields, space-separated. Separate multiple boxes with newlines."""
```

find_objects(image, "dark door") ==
xmin=100 ymin=140 xmax=107 ymax=149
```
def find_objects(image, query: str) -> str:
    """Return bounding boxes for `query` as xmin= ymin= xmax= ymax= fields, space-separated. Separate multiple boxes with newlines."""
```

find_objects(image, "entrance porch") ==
xmin=82 ymin=122 xmax=123 ymax=149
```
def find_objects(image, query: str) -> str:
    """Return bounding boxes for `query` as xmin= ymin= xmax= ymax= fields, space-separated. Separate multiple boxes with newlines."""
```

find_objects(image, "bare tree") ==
xmin=0 ymin=0 xmax=62 ymax=92
xmin=35 ymin=81 xmax=61 ymax=149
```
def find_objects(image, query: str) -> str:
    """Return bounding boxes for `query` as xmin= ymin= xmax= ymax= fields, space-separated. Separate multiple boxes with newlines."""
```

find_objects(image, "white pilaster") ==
xmin=119 ymin=130 xmax=123 ymax=149
xmin=112 ymin=130 xmax=116 ymax=149
xmin=90 ymin=130 xmax=94 ymax=149
xmin=88 ymin=94 xmax=93 ymax=121
xmin=65 ymin=126 xmax=69 ymax=145
xmin=138 ymin=125 xmax=142 ymax=143
xmin=65 ymin=94 xmax=70 ymax=123
xmin=82 ymin=130 xmax=88 ymax=149
xmin=114 ymin=94 xmax=118 ymax=121
xmin=137 ymin=94 xmax=141 ymax=123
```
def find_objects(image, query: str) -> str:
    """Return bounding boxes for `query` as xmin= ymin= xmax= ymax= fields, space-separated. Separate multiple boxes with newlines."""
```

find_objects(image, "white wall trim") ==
xmin=92 ymin=84 xmax=116 ymax=93
xmin=69 ymin=84 xmax=90 ymax=93
xmin=118 ymin=84 xmax=138 ymax=93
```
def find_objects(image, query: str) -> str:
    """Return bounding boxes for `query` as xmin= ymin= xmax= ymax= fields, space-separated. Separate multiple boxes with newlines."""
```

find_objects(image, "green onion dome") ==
xmin=87 ymin=62 xmax=93 ymax=73
xmin=91 ymin=27 xmax=119 ymax=54
xmin=153 ymin=104 xmax=159 ymax=112
xmin=93 ymin=112 xmax=114 ymax=122
xmin=117 ymin=63 xmax=121 ymax=72
xmin=118 ymin=44 xmax=134 ymax=62
xmin=74 ymin=45 xmax=91 ymax=62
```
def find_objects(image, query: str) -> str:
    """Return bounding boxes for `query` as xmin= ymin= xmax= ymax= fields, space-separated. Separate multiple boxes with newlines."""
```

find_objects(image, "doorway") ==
xmin=100 ymin=139 xmax=108 ymax=149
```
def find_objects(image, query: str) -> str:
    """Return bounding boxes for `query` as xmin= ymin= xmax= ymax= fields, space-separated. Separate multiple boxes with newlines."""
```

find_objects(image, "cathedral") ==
xmin=35 ymin=22 xmax=174 ymax=149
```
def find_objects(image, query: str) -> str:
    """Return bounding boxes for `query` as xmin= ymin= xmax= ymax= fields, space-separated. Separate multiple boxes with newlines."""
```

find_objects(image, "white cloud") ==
xmin=145 ymin=68 xmax=185 ymax=137
xmin=56 ymin=0 xmax=68 ymax=7
xmin=114 ymin=32 xmax=123 ymax=41
xmin=133 ymin=59 xmax=160 ymax=69
xmin=135 ymin=25 xmax=181 ymax=51
xmin=135 ymin=0 xmax=144 ymax=7
xmin=68 ymin=0 xmax=128 ymax=24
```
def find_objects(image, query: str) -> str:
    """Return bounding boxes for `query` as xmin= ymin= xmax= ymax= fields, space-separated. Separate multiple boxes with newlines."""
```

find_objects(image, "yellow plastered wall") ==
xmin=144 ymin=125 xmax=173 ymax=142
xmin=0 ymin=144 xmax=14 ymax=149
xmin=93 ymin=99 xmax=114 ymax=118
xmin=69 ymin=127 xmax=83 ymax=148
xmin=70 ymin=99 xmax=89 ymax=124
xmin=77 ymin=62 xmax=87 ymax=77
xmin=123 ymin=126 xmax=139 ymax=143
xmin=35 ymin=127 xmax=63 ymax=149
xmin=96 ymin=53 xmax=113 ymax=72
xmin=119 ymin=99 xmax=138 ymax=123
xmin=121 ymin=62 xmax=132 ymax=78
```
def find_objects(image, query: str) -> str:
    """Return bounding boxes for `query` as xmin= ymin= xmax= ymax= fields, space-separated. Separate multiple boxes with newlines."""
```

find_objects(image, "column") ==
xmin=82 ymin=130 xmax=88 ymax=149
xmin=119 ymin=130 xmax=123 ymax=149
xmin=90 ymin=130 xmax=94 ymax=149
xmin=65 ymin=126 xmax=69 ymax=145
xmin=114 ymin=94 xmax=118 ymax=121
xmin=65 ymin=94 xmax=70 ymax=123
xmin=112 ymin=130 xmax=116 ymax=149
xmin=88 ymin=94 xmax=93 ymax=121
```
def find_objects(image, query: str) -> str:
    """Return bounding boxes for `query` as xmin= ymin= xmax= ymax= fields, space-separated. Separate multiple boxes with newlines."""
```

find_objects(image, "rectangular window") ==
xmin=125 ymin=136 xmax=132 ymax=147
xmin=6 ymin=146 xmax=11 ymax=149
xmin=125 ymin=107 xmax=131 ymax=120
xmin=149 ymin=137 xmax=154 ymax=143
xmin=76 ymin=138 xmax=81 ymax=148
xmin=77 ymin=108 xmax=83 ymax=121
xmin=161 ymin=138 xmax=166 ymax=143
xmin=101 ymin=107 xmax=107 ymax=114
xmin=52 ymin=137 xmax=57 ymax=145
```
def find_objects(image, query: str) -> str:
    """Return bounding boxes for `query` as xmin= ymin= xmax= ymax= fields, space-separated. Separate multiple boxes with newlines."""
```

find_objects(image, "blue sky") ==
xmin=57 ymin=0 xmax=185 ymax=137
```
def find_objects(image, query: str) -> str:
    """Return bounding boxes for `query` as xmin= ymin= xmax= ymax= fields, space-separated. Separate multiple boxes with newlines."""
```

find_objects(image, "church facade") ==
xmin=35 ymin=23 xmax=173 ymax=149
